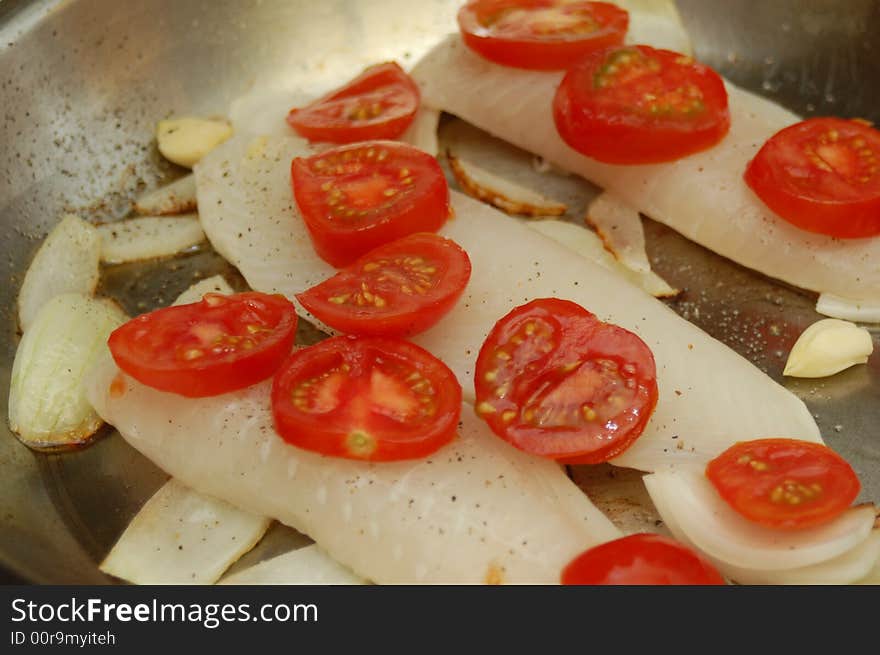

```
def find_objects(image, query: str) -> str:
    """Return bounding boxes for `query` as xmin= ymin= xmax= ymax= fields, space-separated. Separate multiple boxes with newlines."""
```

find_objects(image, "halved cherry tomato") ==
xmin=458 ymin=0 xmax=628 ymax=71
xmin=297 ymin=233 xmax=471 ymax=338
xmin=291 ymin=141 xmax=450 ymax=267
xmin=744 ymin=117 xmax=880 ymax=238
xmin=561 ymin=534 xmax=725 ymax=585
xmin=474 ymin=298 xmax=657 ymax=463
xmin=286 ymin=62 xmax=420 ymax=143
xmin=706 ymin=438 xmax=861 ymax=530
xmin=553 ymin=45 xmax=730 ymax=164
xmin=272 ymin=335 xmax=462 ymax=461
xmin=108 ymin=292 xmax=297 ymax=398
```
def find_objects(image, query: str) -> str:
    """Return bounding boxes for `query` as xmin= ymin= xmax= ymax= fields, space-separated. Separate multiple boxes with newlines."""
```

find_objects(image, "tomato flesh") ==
xmin=562 ymin=534 xmax=725 ymax=585
xmin=271 ymin=336 xmax=462 ymax=461
xmin=553 ymin=45 xmax=730 ymax=164
xmin=458 ymin=0 xmax=628 ymax=70
xmin=291 ymin=141 xmax=450 ymax=267
xmin=474 ymin=298 xmax=657 ymax=463
xmin=706 ymin=438 xmax=861 ymax=530
xmin=286 ymin=62 xmax=420 ymax=143
xmin=297 ymin=233 xmax=471 ymax=338
xmin=109 ymin=292 xmax=298 ymax=398
xmin=745 ymin=117 xmax=880 ymax=238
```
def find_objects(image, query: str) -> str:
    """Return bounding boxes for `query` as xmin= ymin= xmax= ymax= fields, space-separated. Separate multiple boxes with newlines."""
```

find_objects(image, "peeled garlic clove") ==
xmin=783 ymin=318 xmax=874 ymax=378
xmin=157 ymin=117 xmax=233 ymax=168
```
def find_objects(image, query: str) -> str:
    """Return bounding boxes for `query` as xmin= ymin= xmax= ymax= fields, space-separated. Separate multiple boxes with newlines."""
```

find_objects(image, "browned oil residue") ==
xmin=484 ymin=563 xmax=505 ymax=585
xmin=109 ymin=373 xmax=127 ymax=398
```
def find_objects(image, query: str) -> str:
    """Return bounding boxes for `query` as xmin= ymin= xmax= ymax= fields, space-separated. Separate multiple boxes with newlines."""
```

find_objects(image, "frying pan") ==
xmin=1 ymin=0 xmax=878 ymax=583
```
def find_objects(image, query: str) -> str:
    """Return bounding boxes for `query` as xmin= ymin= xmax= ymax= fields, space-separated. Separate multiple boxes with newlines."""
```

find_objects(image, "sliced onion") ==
xmin=817 ymin=293 xmax=880 ymax=324
xmin=9 ymin=293 xmax=127 ymax=451
xmin=448 ymin=152 xmax=567 ymax=218
xmin=134 ymin=174 xmax=197 ymax=216
xmin=585 ymin=192 xmax=678 ymax=298
xmin=17 ymin=214 xmax=101 ymax=332
xmin=644 ymin=470 xmax=876 ymax=571
xmin=97 ymin=214 xmax=205 ymax=264
xmin=401 ymin=107 xmax=441 ymax=156
xmin=529 ymin=220 xmax=678 ymax=298
xmin=172 ymin=275 xmax=234 ymax=306
xmin=100 ymin=479 xmax=271 ymax=585
xmin=218 ymin=544 xmax=365 ymax=585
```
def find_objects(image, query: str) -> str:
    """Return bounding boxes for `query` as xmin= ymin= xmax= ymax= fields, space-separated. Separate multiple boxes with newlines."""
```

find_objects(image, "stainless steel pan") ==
xmin=1 ymin=0 xmax=878 ymax=583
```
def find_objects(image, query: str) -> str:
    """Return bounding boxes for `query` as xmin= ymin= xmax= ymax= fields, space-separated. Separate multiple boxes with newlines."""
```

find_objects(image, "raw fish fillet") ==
xmin=411 ymin=36 xmax=880 ymax=303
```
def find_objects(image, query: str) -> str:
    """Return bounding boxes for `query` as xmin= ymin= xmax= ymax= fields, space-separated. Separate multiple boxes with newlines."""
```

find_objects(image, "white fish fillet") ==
xmin=644 ymin=471 xmax=878 ymax=574
xmin=219 ymin=545 xmax=365 ymax=585
xmin=86 ymin=356 xmax=620 ymax=584
xmin=100 ymin=479 xmax=271 ymax=585
xmin=412 ymin=36 xmax=880 ymax=303
xmin=196 ymin=134 xmax=820 ymax=472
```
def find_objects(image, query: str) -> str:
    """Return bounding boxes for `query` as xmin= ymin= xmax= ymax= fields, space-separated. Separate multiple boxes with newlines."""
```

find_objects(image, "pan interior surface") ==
xmin=0 ymin=0 xmax=878 ymax=583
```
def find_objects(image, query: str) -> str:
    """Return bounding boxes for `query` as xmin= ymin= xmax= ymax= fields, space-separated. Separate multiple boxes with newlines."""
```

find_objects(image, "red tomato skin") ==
xmin=108 ymin=292 xmax=298 ymax=398
xmin=706 ymin=438 xmax=861 ymax=530
xmin=744 ymin=117 xmax=880 ymax=238
xmin=561 ymin=534 xmax=726 ymax=585
xmin=296 ymin=233 xmax=472 ymax=338
xmin=458 ymin=0 xmax=629 ymax=71
xmin=553 ymin=45 xmax=730 ymax=164
xmin=474 ymin=298 xmax=658 ymax=463
xmin=286 ymin=62 xmax=420 ymax=143
xmin=271 ymin=336 xmax=462 ymax=462
xmin=291 ymin=141 xmax=450 ymax=267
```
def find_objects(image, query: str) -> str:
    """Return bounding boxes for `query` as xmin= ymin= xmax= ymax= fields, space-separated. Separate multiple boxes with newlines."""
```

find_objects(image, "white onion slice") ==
xmin=219 ymin=545 xmax=365 ymax=585
xmin=172 ymin=275 xmax=234 ymax=306
xmin=17 ymin=214 xmax=101 ymax=331
xmin=134 ymin=174 xmax=197 ymax=216
xmin=97 ymin=214 xmax=205 ymax=264
xmin=644 ymin=470 xmax=876 ymax=571
xmin=9 ymin=293 xmax=127 ymax=451
xmin=817 ymin=293 xmax=880 ymax=324
xmin=529 ymin=220 xmax=679 ymax=298
xmin=401 ymin=107 xmax=441 ymax=156
xmin=448 ymin=152 xmax=567 ymax=218
xmin=656 ymin=486 xmax=880 ymax=584
xmin=586 ymin=192 xmax=679 ymax=297
xmin=100 ymin=479 xmax=271 ymax=585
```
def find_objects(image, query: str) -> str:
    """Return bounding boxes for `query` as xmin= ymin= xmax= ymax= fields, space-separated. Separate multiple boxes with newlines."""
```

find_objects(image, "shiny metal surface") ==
xmin=0 ymin=0 xmax=878 ymax=583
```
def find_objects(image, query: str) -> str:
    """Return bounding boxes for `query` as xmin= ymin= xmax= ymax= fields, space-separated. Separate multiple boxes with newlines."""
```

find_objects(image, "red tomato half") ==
xmin=291 ymin=141 xmax=450 ymax=267
xmin=553 ymin=45 xmax=730 ymax=164
xmin=272 ymin=336 xmax=462 ymax=461
xmin=109 ymin=292 xmax=298 ymax=398
xmin=474 ymin=298 xmax=658 ymax=463
xmin=286 ymin=62 xmax=420 ymax=143
xmin=706 ymin=438 xmax=861 ymax=530
xmin=297 ymin=233 xmax=471 ymax=338
xmin=561 ymin=534 xmax=725 ymax=585
xmin=744 ymin=117 xmax=880 ymax=238
xmin=458 ymin=0 xmax=629 ymax=70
